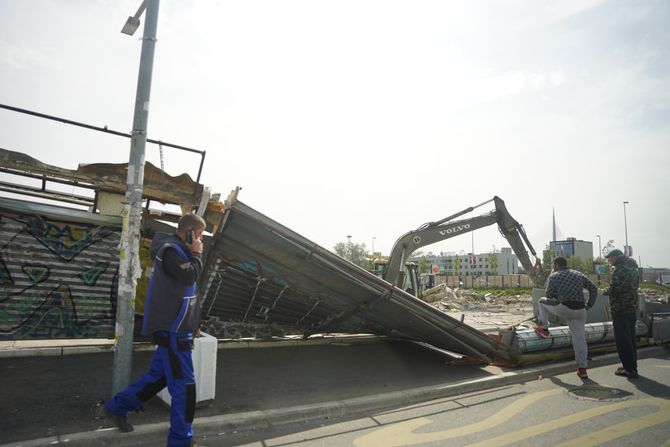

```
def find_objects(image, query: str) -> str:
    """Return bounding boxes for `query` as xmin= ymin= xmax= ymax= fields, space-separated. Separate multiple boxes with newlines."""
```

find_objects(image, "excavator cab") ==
xmin=372 ymin=259 xmax=420 ymax=296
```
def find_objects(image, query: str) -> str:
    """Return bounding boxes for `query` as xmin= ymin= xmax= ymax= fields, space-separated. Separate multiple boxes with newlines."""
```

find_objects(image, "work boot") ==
xmin=577 ymin=368 xmax=588 ymax=379
xmin=93 ymin=401 xmax=134 ymax=433
xmin=534 ymin=326 xmax=550 ymax=338
xmin=110 ymin=412 xmax=134 ymax=432
xmin=614 ymin=368 xmax=639 ymax=379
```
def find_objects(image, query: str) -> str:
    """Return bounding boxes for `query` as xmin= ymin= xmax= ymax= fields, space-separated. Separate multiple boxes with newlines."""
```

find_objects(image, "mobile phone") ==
xmin=186 ymin=229 xmax=194 ymax=244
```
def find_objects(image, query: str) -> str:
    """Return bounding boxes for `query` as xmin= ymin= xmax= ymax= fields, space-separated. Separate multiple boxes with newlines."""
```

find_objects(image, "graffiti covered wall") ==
xmin=0 ymin=198 xmax=122 ymax=340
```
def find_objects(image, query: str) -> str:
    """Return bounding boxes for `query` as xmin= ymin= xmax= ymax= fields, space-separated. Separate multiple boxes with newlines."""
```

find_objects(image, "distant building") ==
xmin=641 ymin=267 xmax=670 ymax=285
xmin=549 ymin=237 xmax=593 ymax=260
xmin=411 ymin=247 xmax=518 ymax=276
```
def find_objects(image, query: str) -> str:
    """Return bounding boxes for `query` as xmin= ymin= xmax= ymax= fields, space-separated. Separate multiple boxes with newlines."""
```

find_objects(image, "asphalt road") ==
xmin=0 ymin=338 xmax=492 ymax=445
xmin=191 ymin=355 xmax=670 ymax=447
xmin=2 ymin=339 xmax=668 ymax=447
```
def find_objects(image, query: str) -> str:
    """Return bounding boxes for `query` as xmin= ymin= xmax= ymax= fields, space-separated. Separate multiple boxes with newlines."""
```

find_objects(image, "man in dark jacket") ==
xmin=100 ymin=213 xmax=206 ymax=447
xmin=603 ymin=248 xmax=640 ymax=379
xmin=535 ymin=256 xmax=598 ymax=379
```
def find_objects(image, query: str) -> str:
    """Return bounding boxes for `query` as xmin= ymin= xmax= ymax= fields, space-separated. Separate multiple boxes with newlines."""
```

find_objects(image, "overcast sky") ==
xmin=1 ymin=0 xmax=668 ymax=268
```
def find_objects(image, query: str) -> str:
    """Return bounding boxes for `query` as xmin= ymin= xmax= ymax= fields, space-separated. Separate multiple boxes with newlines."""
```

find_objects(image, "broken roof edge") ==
xmin=0 ymin=196 xmax=122 ymax=226
xmin=0 ymin=147 xmax=203 ymax=209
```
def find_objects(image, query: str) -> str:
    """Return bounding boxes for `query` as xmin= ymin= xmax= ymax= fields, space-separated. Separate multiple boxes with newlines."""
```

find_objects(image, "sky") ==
xmin=0 ymin=0 xmax=669 ymax=268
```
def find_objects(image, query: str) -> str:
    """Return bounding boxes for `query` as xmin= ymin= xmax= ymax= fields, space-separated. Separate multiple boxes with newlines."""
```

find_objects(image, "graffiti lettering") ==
xmin=0 ymin=209 xmax=121 ymax=340
xmin=79 ymin=262 xmax=109 ymax=286
xmin=21 ymin=265 xmax=49 ymax=285
xmin=26 ymin=217 xmax=114 ymax=261
xmin=0 ymin=257 xmax=12 ymax=285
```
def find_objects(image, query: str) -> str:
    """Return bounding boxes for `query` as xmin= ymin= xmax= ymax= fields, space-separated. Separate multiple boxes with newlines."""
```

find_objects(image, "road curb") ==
xmin=6 ymin=345 xmax=665 ymax=447
xmin=0 ymin=335 xmax=389 ymax=359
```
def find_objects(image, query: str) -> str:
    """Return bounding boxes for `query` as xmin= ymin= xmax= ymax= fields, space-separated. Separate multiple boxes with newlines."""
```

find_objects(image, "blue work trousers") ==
xmin=106 ymin=332 xmax=196 ymax=447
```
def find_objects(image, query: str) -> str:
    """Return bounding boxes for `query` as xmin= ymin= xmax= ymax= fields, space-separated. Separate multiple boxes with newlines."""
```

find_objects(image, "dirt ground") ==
xmin=428 ymin=288 xmax=534 ymax=331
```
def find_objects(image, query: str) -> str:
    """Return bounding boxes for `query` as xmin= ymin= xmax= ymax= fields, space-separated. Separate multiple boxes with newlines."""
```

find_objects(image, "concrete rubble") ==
xmin=422 ymin=284 xmax=535 ymax=331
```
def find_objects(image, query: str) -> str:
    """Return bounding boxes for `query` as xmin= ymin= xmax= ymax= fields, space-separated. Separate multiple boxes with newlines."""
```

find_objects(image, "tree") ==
xmin=487 ymin=252 xmax=499 ymax=275
xmin=334 ymin=240 xmax=369 ymax=268
xmin=419 ymin=256 xmax=430 ymax=274
xmin=452 ymin=256 xmax=462 ymax=278
xmin=542 ymin=246 xmax=553 ymax=269
xmin=567 ymin=256 xmax=593 ymax=274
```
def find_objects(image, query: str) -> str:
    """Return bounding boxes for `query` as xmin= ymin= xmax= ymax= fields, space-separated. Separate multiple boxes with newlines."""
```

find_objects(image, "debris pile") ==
xmin=639 ymin=288 xmax=670 ymax=304
xmin=422 ymin=285 xmax=534 ymax=331
xmin=424 ymin=285 xmax=670 ymax=332
xmin=421 ymin=283 xmax=456 ymax=303
xmin=423 ymin=285 xmax=530 ymax=311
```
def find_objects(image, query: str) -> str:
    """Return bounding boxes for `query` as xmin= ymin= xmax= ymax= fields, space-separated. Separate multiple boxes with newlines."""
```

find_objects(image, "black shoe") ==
xmin=614 ymin=368 xmax=639 ymax=379
xmin=110 ymin=412 xmax=134 ymax=432
xmin=94 ymin=401 xmax=134 ymax=432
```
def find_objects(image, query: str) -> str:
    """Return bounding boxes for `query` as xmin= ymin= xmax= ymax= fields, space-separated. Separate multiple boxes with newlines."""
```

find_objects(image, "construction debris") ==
xmin=421 ymin=283 xmax=456 ymax=303
xmin=425 ymin=288 xmax=534 ymax=332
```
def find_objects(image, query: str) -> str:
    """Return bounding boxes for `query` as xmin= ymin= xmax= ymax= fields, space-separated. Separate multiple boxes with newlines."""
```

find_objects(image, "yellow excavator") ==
xmin=374 ymin=196 xmax=548 ymax=297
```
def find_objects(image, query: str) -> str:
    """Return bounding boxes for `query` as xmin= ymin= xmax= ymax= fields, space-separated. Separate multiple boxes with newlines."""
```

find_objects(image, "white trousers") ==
xmin=538 ymin=298 xmax=588 ymax=368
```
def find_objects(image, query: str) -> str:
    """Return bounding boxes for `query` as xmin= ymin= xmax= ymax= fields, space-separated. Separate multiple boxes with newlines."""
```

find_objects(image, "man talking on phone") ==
xmin=98 ymin=213 xmax=207 ymax=447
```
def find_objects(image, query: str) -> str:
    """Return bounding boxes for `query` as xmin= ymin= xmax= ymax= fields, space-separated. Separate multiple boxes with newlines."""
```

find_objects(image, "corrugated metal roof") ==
xmin=199 ymin=195 xmax=515 ymax=363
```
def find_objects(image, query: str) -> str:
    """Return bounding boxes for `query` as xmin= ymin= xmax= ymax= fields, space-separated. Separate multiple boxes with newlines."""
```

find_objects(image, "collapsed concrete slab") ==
xmin=197 ymin=189 xmax=515 ymax=363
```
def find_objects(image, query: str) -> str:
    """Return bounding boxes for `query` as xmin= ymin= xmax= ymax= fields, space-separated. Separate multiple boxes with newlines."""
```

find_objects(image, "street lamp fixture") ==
xmin=623 ymin=201 xmax=629 ymax=256
xmin=121 ymin=1 xmax=147 ymax=35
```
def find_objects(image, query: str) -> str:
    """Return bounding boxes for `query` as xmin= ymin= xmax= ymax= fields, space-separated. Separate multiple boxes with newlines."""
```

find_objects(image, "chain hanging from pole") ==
xmin=159 ymin=142 xmax=166 ymax=191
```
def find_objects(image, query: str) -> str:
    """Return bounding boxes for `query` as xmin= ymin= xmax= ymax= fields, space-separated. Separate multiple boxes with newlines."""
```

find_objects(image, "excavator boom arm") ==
xmin=492 ymin=197 xmax=547 ymax=286
xmin=384 ymin=196 xmax=547 ymax=288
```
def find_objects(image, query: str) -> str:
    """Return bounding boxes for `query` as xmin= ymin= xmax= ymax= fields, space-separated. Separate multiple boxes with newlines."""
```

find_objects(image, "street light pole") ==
xmin=112 ymin=0 xmax=160 ymax=395
xmin=596 ymin=234 xmax=601 ymax=259
xmin=623 ymin=201 xmax=629 ymax=256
